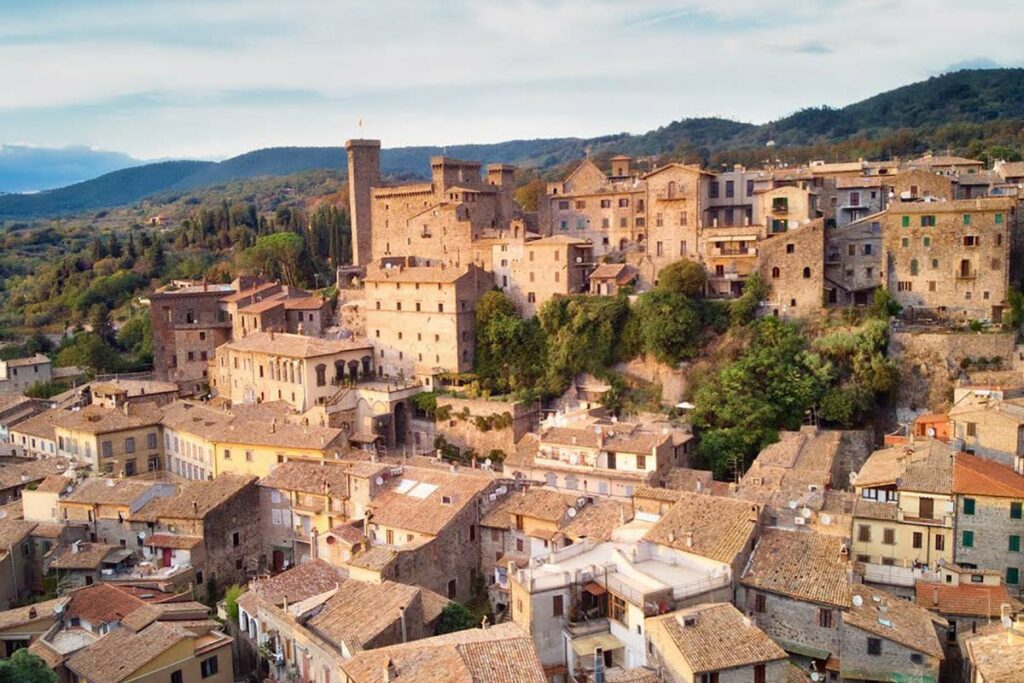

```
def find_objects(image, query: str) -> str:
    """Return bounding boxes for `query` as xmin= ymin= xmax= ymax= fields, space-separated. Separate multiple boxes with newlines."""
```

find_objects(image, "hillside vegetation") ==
xmin=4 ymin=69 xmax=1024 ymax=219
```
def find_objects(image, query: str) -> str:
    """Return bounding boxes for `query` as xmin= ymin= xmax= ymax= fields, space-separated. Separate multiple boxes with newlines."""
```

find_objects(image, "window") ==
xmin=699 ymin=674 xmax=719 ymax=683
xmin=448 ymin=579 xmax=457 ymax=599
xmin=964 ymin=498 xmax=976 ymax=515
xmin=1010 ymin=535 xmax=1020 ymax=552
xmin=232 ymin=531 xmax=240 ymax=547
xmin=200 ymin=655 xmax=219 ymax=678
xmin=901 ymin=237 xmax=909 ymax=248
xmin=996 ymin=212 xmax=1004 ymax=224
xmin=755 ymin=593 xmax=766 ymax=612
xmin=224 ymin=449 xmax=231 ymax=460
xmin=725 ymin=180 xmax=735 ymax=198
xmin=910 ymin=653 xmax=924 ymax=666
xmin=864 ymin=243 xmax=872 ymax=255
xmin=901 ymin=215 xmax=910 ymax=227
xmin=316 ymin=364 xmax=326 ymax=386
xmin=245 ymin=450 xmax=253 ymax=462
xmin=922 ymin=236 xmax=931 ymax=247
xmin=771 ymin=267 xmax=780 ymax=279
xmin=1008 ymin=567 xmax=1020 ymax=585
xmin=910 ymin=259 xmax=919 ymax=276
xmin=883 ymin=528 xmax=895 ymax=545
xmin=935 ymin=534 xmax=945 ymax=551
xmin=171 ymin=671 xmax=184 ymax=683
xmin=102 ymin=441 xmax=113 ymax=458
xmin=125 ymin=437 xmax=135 ymax=453
xmin=858 ymin=525 xmax=871 ymax=542
xmin=515 ymin=538 xmax=524 ymax=552
xmin=786 ymin=243 xmax=795 ymax=254
xmin=912 ymin=532 xmax=922 ymax=549
xmin=921 ymin=215 xmax=936 ymax=227
xmin=147 ymin=433 xmax=157 ymax=450
xmin=754 ymin=664 xmax=766 ymax=683
xmin=867 ymin=637 xmax=882 ymax=656
xmin=575 ymin=200 xmax=585 ymax=209
xmin=609 ymin=593 xmax=627 ymax=625
xmin=709 ymin=181 xmax=719 ymax=198
xmin=618 ymin=198 xmax=629 ymax=207
xmin=558 ymin=200 xmax=569 ymax=210
xmin=963 ymin=213 xmax=972 ymax=225
xmin=963 ymin=235 xmax=978 ymax=247
xmin=897 ymin=281 xmax=912 ymax=292
xmin=1012 ymin=502 xmax=1022 ymax=519
xmin=636 ymin=454 xmax=646 ymax=469
xmin=962 ymin=530 xmax=974 ymax=548
xmin=600 ymin=199 xmax=611 ymax=209
xmin=553 ymin=595 xmax=563 ymax=617
xmin=818 ymin=608 xmax=832 ymax=628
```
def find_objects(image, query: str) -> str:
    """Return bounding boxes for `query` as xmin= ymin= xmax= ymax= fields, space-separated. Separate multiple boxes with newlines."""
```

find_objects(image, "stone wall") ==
xmin=434 ymin=396 xmax=538 ymax=460
xmin=839 ymin=623 xmax=941 ymax=682
xmin=738 ymin=587 xmax=842 ymax=656
xmin=954 ymin=495 xmax=1024 ymax=583
xmin=615 ymin=356 xmax=684 ymax=404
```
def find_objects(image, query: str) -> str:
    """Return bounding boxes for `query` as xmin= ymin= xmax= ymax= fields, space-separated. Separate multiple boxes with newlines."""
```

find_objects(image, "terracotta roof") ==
xmin=907 ymin=154 xmax=983 ymax=167
xmin=0 ymin=597 xmax=68 ymax=631
xmin=588 ymin=263 xmax=636 ymax=283
xmin=50 ymin=542 xmax=123 ymax=570
xmin=634 ymin=486 xmax=683 ymax=503
xmin=218 ymin=281 xmax=277 ymax=303
xmin=738 ymin=429 xmax=840 ymax=507
xmin=844 ymin=584 xmax=944 ymax=658
xmin=249 ymin=559 xmax=347 ymax=606
xmin=34 ymin=474 xmax=73 ymax=493
xmin=369 ymin=466 xmax=493 ymax=537
xmin=953 ymin=452 xmax=1024 ymax=498
xmin=161 ymin=400 xmax=344 ymax=451
xmin=364 ymin=263 xmax=475 ymax=284
xmin=540 ymin=424 xmax=667 ymax=454
xmin=479 ymin=487 xmax=578 ymax=529
xmin=66 ymin=621 xmax=193 ymax=683
xmin=741 ymin=529 xmax=850 ymax=608
xmin=915 ymin=580 xmax=1024 ymax=618
xmin=644 ymin=492 xmax=758 ymax=564
xmin=853 ymin=497 xmax=899 ymax=521
xmin=563 ymin=498 xmax=632 ymax=543
xmin=340 ymin=622 xmax=545 ymax=683
xmin=49 ymin=403 xmax=163 ymax=434
xmin=962 ymin=628 xmax=1024 ymax=682
xmin=63 ymin=478 xmax=158 ymax=507
xmin=260 ymin=461 xmax=351 ymax=497
xmin=0 ymin=459 xmax=69 ymax=491
xmin=661 ymin=468 xmax=715 ymax=494
xmin=996 ymin=161 xmax=1024 ymax=178
xmin=222 ymin=331 xmax=372 ymax=358
xmin=605 ymin=669 xmax=659 ymax=683
xmin=8 ymin=408 xmax=62 ymax=441
xmin=66 ymin=584 xmax=147 ymax=625
xmin=855 ymin=440 xmax=953 ymax=493
xmin=647 ymin=603 xmax=786 ymax=674
xmin=306 ymin=579 xmax=433 ymax=652
xmin=0 ymin=519 xmax=37 ymax=549
xmin=131 ymin=474 xmax=255 ymax=521
xmin=284 ymin=297 xmax=328 ymax=310
xmin=145 ymin=533 xmax=202 ymax=549
xmin=3 ymin=353 xmax=50 ymax=367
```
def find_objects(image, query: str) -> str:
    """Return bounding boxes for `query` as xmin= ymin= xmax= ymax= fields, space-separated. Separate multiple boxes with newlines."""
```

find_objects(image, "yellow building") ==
xmin=851 ymin=440 xmax=955 ymax=589
xmin=51 ymin=403 xmax=164 ymax=477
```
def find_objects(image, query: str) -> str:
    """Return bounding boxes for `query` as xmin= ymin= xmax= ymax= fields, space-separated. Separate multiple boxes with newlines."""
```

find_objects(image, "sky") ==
xmin=1 ymin=0 xmax=1023 ymax=161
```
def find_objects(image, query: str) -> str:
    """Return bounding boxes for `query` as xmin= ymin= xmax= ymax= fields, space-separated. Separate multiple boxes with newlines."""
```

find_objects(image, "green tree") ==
xmin=224 ymin=584 xmax=246 ymax=622
xmin=730 ymin=272 xmax=769 ymax=326
xmin=435 ymin=602 xmax=477 ymax=635
xmin=55 ymin=333 xmax=121 ymax=374
xmin=630 ymin=289 xmax=703 ymax=365
xmin=88 ymin=304 xmax=113 ymax=341
xmin=0 ymin=648 xmax=58 ymax=683
xmin=657 ymin=260 xmax=707 ymax=297
xmin=240 ymin=232 xmax=306 ymax=286
xmin=475 ymin=291 xmax=547 ymax=397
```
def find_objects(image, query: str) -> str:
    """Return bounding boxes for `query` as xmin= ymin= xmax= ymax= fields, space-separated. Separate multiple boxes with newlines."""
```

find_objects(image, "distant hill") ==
xmin=4 ymin=68 xmax=1024 ymax=220
xmin=0 ymin=145 xmax=144 ymax=193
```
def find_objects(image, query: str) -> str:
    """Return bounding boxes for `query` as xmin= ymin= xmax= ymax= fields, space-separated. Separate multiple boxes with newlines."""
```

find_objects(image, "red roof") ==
xmin=915 ymin=580 xmax=1024 ymax=617
xmin=953 ymin=452 xmax=1024 ymax=498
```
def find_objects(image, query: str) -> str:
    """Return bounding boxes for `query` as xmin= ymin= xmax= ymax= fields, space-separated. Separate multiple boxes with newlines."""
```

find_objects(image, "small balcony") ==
xmin=956 ymin=270 xmax=977 ymax=280
xmin=710 ymin=246 xmax=757 ymax=259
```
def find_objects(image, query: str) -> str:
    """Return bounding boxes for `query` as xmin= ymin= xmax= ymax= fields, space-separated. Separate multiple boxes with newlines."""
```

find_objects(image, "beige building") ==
xmin=850 ymin=440 xmax=956 ymax=591
xmin=645 ymin=603 xmax=788 ymax=683
xmin=0 ymin=354 xmax=51 ymax=394
xmin=363 ymin=260 xmax=491 ymax=381
xmin=211 ymin=331 xmax=374 ymax=411
xmin=346 ymin=140 xmax=520 ymax=267
xmin=51 ymin=403 xmax=164 ymax=477
xmin=882 ymin=197 xmax=1015 ymax=321
xmin=754 ymin=185 xmax=820 ymax=236
xmin=824 ymin=212 xmax=884 ymax=307
xmin=504 ymin=235 xmax=593 ymax=317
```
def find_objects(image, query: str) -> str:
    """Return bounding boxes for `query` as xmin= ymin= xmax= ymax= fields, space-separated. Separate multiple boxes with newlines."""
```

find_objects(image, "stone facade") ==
xmin=882 ymin=197 xmax=1015 ymax=321
xmin=838 ymin=623 xmax=941 ymax=682
xmin=835 ymin=176 xmax=887 ymax=228
xmin=434 ymin=396 xmax=538 ymax=461
xmin=738 ymin=587 xmax=842 ymax=658
xmin=363 ymin=260 xmax=491 ymax=381
xmin=824 ymin=214 xmax=883 ymax=306
xmin=954 ymin=490 xmax=1024 ymax=588
xmin=149 ymin=285 xmax=234 ymax=393
xmin=758 ymin=219 xmax=826 ymax=317
xmin=504 ymin=236 xmax=593 ymax=317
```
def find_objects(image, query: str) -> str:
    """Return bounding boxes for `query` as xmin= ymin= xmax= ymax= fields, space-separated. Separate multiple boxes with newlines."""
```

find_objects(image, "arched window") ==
xmin=802 ymin=267 xmax=811 ymax=279
xmin=667 ymin=180 xmax=676 ymax=198
xmin=771 ymin=266 xmax=781 ymax=279
xmin=910 ymin=259 xmax=919 ymax=276
xmin=315 ymin=364 xmax=326 ymax=387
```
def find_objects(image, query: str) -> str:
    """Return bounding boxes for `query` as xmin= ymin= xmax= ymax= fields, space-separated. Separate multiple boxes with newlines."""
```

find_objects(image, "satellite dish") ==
xmin=484 ymin=458 xmax=492 ymax=467
xmin=0 ymin=511 xmax=7 ymax=520
xmin=567 ymin=508 xmax=577 ymax=518
xmin=788 ymin=500 xmax=798 ymax=510
xmin=53 ymin=603 xmax=64 ymax=615
xmin=801 ymin=507 xmax=812 ymax=519
xmin=375 ymin=476 xmax=384 ymax=486
xmin=137 ymin=532 xmax=146 ymax=540
xmin=852 ymin=595 xmax=864 ymax=607
xmin=65 ymin=486 xmax=73 ymax=494
xmin=821 ymin=514 xmax=831 ymax=526
xmin=811 ymin=674 xmax=820 ymax=682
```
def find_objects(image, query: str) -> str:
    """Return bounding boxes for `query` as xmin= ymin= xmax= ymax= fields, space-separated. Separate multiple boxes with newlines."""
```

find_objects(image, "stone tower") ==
xmin=345 ymin=139 xmax=381 ymax=267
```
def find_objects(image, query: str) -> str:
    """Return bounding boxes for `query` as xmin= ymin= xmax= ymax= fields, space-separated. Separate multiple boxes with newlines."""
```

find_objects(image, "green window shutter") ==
xmin=1010 ymin=535 xmax=1020 ymax=552
xmin=963 ymin=530 xmax=974 ymax=548
xmin=902 ymin=215 xmax=910 ymax=227
xmin=923 ymin=236 xmax=931 ymax=247
xmin=1012 ymin=502 xmax=1023 ymax=519
xmin=964 ymin=498 xmax=975 ymax=515
xmin=1007 ymin=567 xmax=1020 ymax=585
xmin=996 ymin=213 xmax=1004 ymax=224
xmin=963 ymin=214 xmax=971 ymax=226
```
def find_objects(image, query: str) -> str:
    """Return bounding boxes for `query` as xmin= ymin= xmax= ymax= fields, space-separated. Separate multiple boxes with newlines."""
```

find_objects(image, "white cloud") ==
xmin=0 ymin=0 xmax=1021 ymax=157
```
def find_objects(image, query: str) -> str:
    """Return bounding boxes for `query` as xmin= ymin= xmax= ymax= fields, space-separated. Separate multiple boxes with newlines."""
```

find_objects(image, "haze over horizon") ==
xmin=3 ymin=0 xmax=1024 ymax=162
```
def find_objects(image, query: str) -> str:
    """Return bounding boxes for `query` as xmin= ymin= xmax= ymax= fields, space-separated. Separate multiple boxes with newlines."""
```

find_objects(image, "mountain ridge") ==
xmin=3 ymin=68 xmax=1024 ymax=220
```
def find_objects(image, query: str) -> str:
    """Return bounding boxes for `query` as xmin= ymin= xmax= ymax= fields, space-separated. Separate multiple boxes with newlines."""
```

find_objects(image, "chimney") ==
xmin=28 ymin=606 xmax=36 ymax=619
xmin=384 ymin=658 xmax=397 ymax=683
xmin=310 ymin=527 xmax=319 ymax=560
xmin=932 ymin=586 xmax=939 ymax=607
xmin=192 ymin=501 xmax=199 ymax=515
xmin=398 ymin=606 xmax=407 ymax=643
xmin=685 ymin=532 xmax=694 ymax=549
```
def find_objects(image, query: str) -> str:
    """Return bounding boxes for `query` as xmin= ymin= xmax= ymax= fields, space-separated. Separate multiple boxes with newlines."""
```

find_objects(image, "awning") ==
xmin=582 ymin=582 xmax=607 ymax=597
xmin=102 ymin=548 xmax=134 ymax=564
xmin=571 ymin=631 xmax=624 ymax=656
xmin=777 ymin=638 xmax=831 ymax=661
